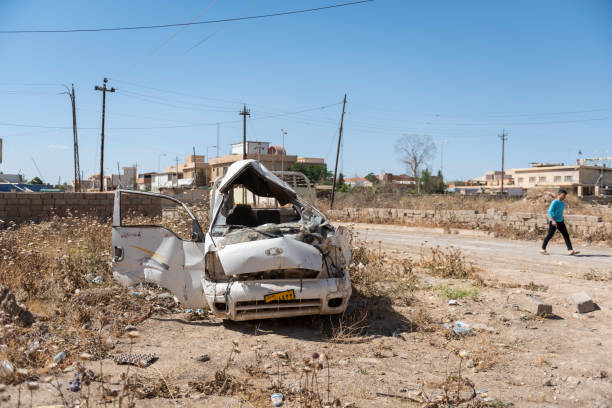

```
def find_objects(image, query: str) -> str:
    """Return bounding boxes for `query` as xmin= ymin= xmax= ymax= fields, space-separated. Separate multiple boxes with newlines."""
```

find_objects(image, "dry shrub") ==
xmin=0 ymin=212 xmax=154 ymax=384
xmin=339 ymin=239 xmax=419 ymax=337
xmin=418 ymin=245 xmax=481 ymax=281
xmin=328 ymin=309 xmax=369 ymax=344
xmin=494 ymin=280 xmax=548 ymax=292
xmin=128 ymin=374 xmax=181 ymax=399
xmin=350 ymin=242 xmax=418 ymax=297
xmin=583 ymin=268 xmax=612 ymax=281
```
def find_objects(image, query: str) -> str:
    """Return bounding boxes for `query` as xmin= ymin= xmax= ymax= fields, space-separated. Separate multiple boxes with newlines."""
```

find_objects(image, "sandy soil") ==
xmin=6 ymin=224 xmax=611 ymax=407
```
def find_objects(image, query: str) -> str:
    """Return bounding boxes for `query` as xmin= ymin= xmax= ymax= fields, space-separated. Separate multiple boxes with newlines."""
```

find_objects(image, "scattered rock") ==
xmin=572 ymin=292 xmax=595 ymax=314
xmin=197 ymin=354 xmax=210 ymax=362
xmin=514 ymin=293 xmax=552 ymax=317
xmin=448 ymin=300 xmax=458 ymax=306
xmin=273 ymin=351 xmax=288 ymax=360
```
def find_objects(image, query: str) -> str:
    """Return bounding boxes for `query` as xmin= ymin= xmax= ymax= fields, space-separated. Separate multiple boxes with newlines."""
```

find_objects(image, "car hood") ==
xmin=217 ymin=236 xmax=322 ymax=276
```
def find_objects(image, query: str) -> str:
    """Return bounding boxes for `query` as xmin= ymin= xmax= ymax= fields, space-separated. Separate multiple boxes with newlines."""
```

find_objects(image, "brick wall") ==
xmin=327 ymin=207 xmax=612 ymax=242
xmin=0 ymin=192 xmax=161 ymax=225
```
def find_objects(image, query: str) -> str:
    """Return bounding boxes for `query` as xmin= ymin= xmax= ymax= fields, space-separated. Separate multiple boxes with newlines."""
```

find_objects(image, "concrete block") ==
xmin=515 ymin=294 xmax=552 ymax=316
xmin=572 ymin=292 xmax=595 ymax=313
xmin=585 ymin=216 xmax=602 ymax=223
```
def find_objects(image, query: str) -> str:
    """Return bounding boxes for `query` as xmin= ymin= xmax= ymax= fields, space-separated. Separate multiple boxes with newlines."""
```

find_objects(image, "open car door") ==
xmin=112 ymin=190 xmax=206 ymax=308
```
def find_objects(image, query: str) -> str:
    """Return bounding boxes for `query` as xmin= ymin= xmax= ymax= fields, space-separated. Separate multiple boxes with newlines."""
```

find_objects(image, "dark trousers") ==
xmin=542 ymin=221 xmax=573 ymax=250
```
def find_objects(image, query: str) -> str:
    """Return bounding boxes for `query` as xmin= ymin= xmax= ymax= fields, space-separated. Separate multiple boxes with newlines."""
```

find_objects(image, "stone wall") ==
xmin=0 ymin=192 xmax=161 ymax=225
xmin=326 ymin=207 xmax=612 ymax=241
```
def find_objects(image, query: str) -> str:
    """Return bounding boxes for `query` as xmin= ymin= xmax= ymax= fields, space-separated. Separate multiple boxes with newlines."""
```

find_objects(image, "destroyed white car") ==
xmin=112 ymin=159 xmax=352 ymax=321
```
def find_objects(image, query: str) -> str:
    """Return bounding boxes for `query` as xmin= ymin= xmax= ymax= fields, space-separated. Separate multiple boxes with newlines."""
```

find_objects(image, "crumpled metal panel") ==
xmin=217 ymin=236 xmax=322 ymax=276
xmin=327 ymin=226 xmax=352 ymax=265
xmin=112 ymin=226 xmax=205 ymax=308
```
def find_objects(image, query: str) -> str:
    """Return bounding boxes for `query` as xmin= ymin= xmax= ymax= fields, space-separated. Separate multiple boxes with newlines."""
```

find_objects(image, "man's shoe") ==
xmin=568 ymin=250 xmax=580 ymax=255
xmin=540 ymin=249 xmax=549 ymax=255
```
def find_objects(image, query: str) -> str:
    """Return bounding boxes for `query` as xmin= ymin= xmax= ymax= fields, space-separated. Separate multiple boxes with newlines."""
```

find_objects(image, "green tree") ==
xmin=290 ymin=163 xmax=330 ymax=184
xmin=364 ymin=172 xmax=379 ymax=185
xmin=337 ymin=173 xmax=345 ymax=188
xmin=29 ymin=176 xmax=43 ymax=185
xmin=195 ymin=168 xmax=208 ymax=187
xmin=435 ymin=170 xmax=446 ymax=193
xmin=420 ymin=168 xmax=431 ymax=193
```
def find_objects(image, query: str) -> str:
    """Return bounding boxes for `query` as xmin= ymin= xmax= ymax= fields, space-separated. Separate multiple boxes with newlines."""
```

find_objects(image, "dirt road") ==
xmin=350 ymin=222 xmax=612 ymax=298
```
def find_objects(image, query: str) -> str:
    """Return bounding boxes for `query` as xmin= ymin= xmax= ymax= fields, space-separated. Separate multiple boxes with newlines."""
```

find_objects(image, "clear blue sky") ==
xmin=1 ymin=0 xmax=611 ymax=184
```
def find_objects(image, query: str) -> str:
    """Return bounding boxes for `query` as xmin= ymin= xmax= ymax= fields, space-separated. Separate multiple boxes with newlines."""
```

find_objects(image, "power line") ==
xmin=0 ymin=0 xmax=374 ymax=34
xmin=117 ymin=90 xmax=237 ymax=111
xmin=0 ymin=102 xmax=343 ymax=130
xmin=352 ymin=103 xmax=612 ymax=120
xmin=109 ymin=78 xmax=246 ymax=105
xmin=186 ymin=0 xmax=261 ymax=53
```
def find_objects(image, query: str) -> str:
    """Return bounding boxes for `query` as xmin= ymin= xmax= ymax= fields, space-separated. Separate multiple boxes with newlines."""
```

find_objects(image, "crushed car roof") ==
xmin=218 ymin=159 xmax=297 ymax=205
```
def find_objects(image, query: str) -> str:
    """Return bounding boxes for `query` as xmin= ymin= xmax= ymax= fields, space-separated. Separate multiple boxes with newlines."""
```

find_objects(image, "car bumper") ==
xmin=203 ymin=272 xmax=351 ymax=321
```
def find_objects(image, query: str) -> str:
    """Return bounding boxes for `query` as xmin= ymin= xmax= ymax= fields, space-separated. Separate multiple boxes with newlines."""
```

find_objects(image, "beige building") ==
xmin=210 ymin=141 xmax=298 ymax=181
xmin=166 ymin=155 xmax=211 ymax=183
xmin=297 ymin=157 xmax=325 ymax=166
xmin=513 ymin=162 xmax=612 ymax=196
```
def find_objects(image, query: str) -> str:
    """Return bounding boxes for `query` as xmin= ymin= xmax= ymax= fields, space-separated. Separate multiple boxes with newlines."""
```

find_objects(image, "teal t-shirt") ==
xmin=547 ymin=199 xmax=564 ymax=222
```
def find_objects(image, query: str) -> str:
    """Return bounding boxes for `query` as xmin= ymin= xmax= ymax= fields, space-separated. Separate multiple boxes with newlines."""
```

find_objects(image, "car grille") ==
xmin=234 ymin=298 xmax=321 ymax=318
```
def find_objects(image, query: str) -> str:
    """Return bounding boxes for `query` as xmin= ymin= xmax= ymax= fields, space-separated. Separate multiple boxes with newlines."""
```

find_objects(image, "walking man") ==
xmin=540 ymin=189 xmax=579 ymax=255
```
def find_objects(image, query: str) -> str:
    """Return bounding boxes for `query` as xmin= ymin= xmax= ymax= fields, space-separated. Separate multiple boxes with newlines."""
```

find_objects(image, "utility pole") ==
xmin=117 ymin=162 xmax=121 ymax=189
xmin=69 ymin=85 xmax=81 ymax=192
xmin=239 ymin=105 xmax=250 ymax=160
xmin=281 ymin=129 xmax=287 ymax=175
xmin=216 ymin=122 xmax=220 ymax=158
xmin=331 ymin=94 xmax=347 ymax=209
xmin=94 ymin=78 xmax=115 ymax=191
xmin=498 ymin=130 xmax=508 ymax=195
xmin=174 ymin=156 xmax=180 ymax=187
xmin=193 ymin=146 xmax=198 ymax=186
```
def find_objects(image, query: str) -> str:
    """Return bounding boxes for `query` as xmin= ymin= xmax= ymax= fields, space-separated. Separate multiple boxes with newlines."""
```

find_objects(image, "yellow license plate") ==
xmin=264 ymin=289 xmax=296 ymax=303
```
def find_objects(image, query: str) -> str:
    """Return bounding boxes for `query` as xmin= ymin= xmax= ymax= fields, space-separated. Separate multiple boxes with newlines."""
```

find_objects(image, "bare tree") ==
xmin=395 ymin=134 xmax=437 ymax=193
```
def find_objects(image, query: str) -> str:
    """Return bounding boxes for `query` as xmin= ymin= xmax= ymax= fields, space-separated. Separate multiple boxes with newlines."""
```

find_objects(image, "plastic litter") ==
xmin=54 ymin=351 xmax=67 ymax=363
xmin=271 ymin=392 xmax=283 ymax=406
xmin=0 ymin=361 xmax=14 ymax=376
xmin=448 ymin=300 xmax=458 ymax=306
xmin=443 ymin=321 xmax=471 ymax=336
xmin=68 ymin=373 xmax=81 ymax=392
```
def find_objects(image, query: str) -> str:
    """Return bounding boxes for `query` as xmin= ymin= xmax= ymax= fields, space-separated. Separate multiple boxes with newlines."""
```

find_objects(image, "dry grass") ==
xmin=582 ymin=268 xmax=612 ymax=282
xmin=418 ymin=245 xmax=482 ymax=281
xmin=320 ymin=187 xmax=612 ymax=221
xmin=0 ymin=201 xmax=209 ymax=387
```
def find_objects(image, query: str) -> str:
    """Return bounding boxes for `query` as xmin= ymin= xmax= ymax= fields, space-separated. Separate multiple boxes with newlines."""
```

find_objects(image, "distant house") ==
xmin=137 ymin=172 xmax=156 ymax=191
xmin=377 ymin=172 xmax=416 ymax=186
xmin=210 ymin=141 xmax=297 ymax=182
xmin=344 ymin=177 xmax=372 ymax=187
xmin=150 ymin=172 xmax=177 ymax=192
